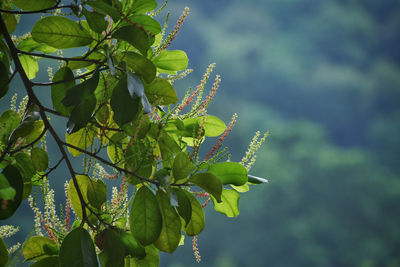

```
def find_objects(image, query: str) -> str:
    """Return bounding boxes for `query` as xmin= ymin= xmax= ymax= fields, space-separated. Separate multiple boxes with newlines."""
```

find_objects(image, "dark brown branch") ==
xmin=17 ymin=49 xmax=100 ymax=63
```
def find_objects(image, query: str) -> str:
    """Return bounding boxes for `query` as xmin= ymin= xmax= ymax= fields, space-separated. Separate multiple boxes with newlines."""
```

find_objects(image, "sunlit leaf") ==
xmin=130 ymin=0 xmax=157 ymax=14
xmin=189 ymin=172 xmax=222 ymax=203
xmin=0 ymin=165 xmax=23 ymax=220
xmin=183 ymin=190 xmax=205 ymax=236
xmin=152 ymin=50 xmax=188 ymax=71
xmin=19 ymin=55 xmax=38 ymax=80
xmin=0 ymin=173 xmax=15 ymax=200
xmin=87 ymin=179 xmax=106 ymax=209
xmin=113 ymin=25 xmax=153 ymax=55
xmin=172 ymin=152 xmax=195 ymax=183
xmin=183 ymin=115 xmax=226 ymax=137
xmin=125 ymin=245 xmax=159 ymax=267
xmin=126 ymin=15 xmax=161 ymax=35
xmin=51 ymin=67 xmax=75 ymax=116
xmin=82 ymin=9 xmax=107 ymax=34
xmin=13 ymin=0 xmax=56 ymax=11
xmin=31 ymin=147 xmax=49 ymax=172
xmin=208 ymin=162 xmax=248 ymax=186
xmin=0 ymin=110 xmax=20 ymax=145
xmin=17 ymin=37 xmax=57 ymax=54
xmin=65 ymin=126 xmax=96 ymax=157
xmin=144 ymin=78 xmax=178 ymax=105
xmin=68 ymin=175 xmax=92 ymax=220
xmin=211 ymin=189 xmax=240 ymax=217
xmin=22 ymin=236 xmax=57 ymax=262
xmin=121 ymin=52 xmax=156 ymax=84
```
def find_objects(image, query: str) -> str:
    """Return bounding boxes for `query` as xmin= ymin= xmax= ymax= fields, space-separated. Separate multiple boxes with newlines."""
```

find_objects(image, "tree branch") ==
xmin=0 ymin=1 xmax=72 ymax=15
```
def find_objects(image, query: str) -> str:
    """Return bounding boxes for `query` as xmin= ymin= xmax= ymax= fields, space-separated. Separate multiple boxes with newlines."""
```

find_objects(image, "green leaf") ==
xmin=0 ymin=60 xmax=9 ymax=99
xmin=31 ymin=147 xmax=49 ymax=172
xmin=183 ymin=115 xmax=226 ymax=137
xmin=248 ymin=174 xmax=268 ymax=184
xmin=171 ymin=188 xmax=192 ymax=226
xmin=22 ymin=236 xmax=57 ymax=262
xmin=13 ymin=0 xmax=56 ymax=11
xmin=68 ymin=175 xmax=92 ymax=220
xmin=23 ymin=120 xmax=45 ymax=145
xmin=65 ymin=126 xmax=96 ymax=157
xmin=82 ymin=9 xmax=108 ymax=34
xmin=8 ymin=108 xmax=40 ymax=143
xmin=119 ymin=231 xmax=146 ymax=259
xmin=182 ymin=190 xmax=205 ymax=236
xmin=87 ymin=179 xmax=107 ymax=209
xmin=3 ymin=13 xmax=17 ymax=34
xmin=98 ymin=229 xmax=125 ymax=267
xmin=113 ymin=25 xmax=153 ymax=55
xmin=0 ymin=110 xmax=20 ymax=145
xmin=51 ymin=67 xmax=75 ymax=116
xmin=144 ymin=78 xmax=178 ymax=105
xmin=87 ymin=0 xmax=120 ymax=22
xmin=63 ymin=71 xmax=99 ymax=134
xmin=208 ymin=162 xmax=248 ymax=186
xmin=0 ymin=238 xmax=8 ymax=267
xmin=59 ymin=227 xmax=98 ymax=267
xmin=172 ymin=152 xmax=195 ymax=183
xmin=130 ymin=0 xmax=157 ymax=14
xmin=106 ymin=132 xmax=128 ymax=164
xmin=120 ymin=52 xmax=156 ymax=84
xmin=0 ymin=165 xmax=23 ymax=220
xmin=127 ymin=72 xmax=152 ymax=114
xmin=152 ymin=50 xmax=188 ymax=71
xmin=110 ymin=75 xmax=140 ymax=127
xmin=31 ymin=256 xmax=59 ymax=267
xmin=0 ymin=173 xmax=16 ymax=200
xmin=125 ymin=138 xmax=153 ymax=179
xmin=211 ymin=189 xmax=240 ymax=217
xmin=125 ymin=245 xmax=159 ymax=267
xmin=154 ymin=190 xmax=182 ymax=253
xmin=158 ymin=131 xmax=181 ymax=168
xmin=17 ymin=37 xmax=57 ymax=54
xmin=189 ymin=172 xmax=222 ymax=203
xmin=19 ymin=55 xmax=38 ymax=80
xmin=130 ymin=186 xmax=162 ymax=246
xmin=32 ymin=16 xmax=93 ymax=49
xmin=125 ymin=15 xmax=161 ymax=35
xmin=13 ymin=152 xmax=34 ymax=199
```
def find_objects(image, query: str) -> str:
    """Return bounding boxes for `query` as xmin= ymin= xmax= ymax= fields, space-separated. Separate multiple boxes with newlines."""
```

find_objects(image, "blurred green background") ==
xmin=3 ymin=0 xmax=400 ymax=266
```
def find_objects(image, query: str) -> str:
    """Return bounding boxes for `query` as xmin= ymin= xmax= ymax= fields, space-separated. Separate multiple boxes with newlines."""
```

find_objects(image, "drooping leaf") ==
xmin=13 ymin=0 xmax=56 ymax=11
xmin=121 ymin=52 xmax=156 ymax=84
xmin=130 ymin=186 xmax=162 ymax=246
xmin=154 ymin=190 xmax=182 ymax=253
xmin=31 ymin=256 xmax=59 ymax=267
xmin=110 ymin=75 xmax=140 ymax=127
xmin=127 ymin=72 xmax=152 ymax=114
xmin=19 ymin=55 xmax=38 ymax=80
xmin=182 ymin=190 xmax=205 ymax=236
xmin=208 ymin=162 xmax=248 ymax=186
xmin=98 ymin=229 xmax=125 ymax=267
xmin=65 ymin=126 xmax=96 ymax=157
xmin=51 ymin=67 xmax=75 ymax=116
xmin=158 ymin=131 xmax=181 ymax=168
xmin=172 ymin=188 xmax=192 ymax=226
xmin=125 ymin=245 xmax=159 ymax=267
xmin=68 ymin=175 xmax=92 ymax=220
xmin=0 ymin=61 xmax=9 ymax=99
xmin=87 ymin=179 xmax=107 ymax=209
xmin=152 ymin=50 xmax=188 ymax=71
xmin=31 ymin=147 xmax=49 ymax=172
xmin=144 ymin=78 xmax=178 ymax=105
xmin=22 ymin=236 xmax=57 ymax=262
xmin=113 ymin=25 xmax=153 ymax=55
xmin=211 ymin=189 xmax=240 ymax=217
xmin=32 ymin=16 xmax=93 ymax=49
xmin=59 ymin=227 xmax=98 ymax=267
xmin=17 ymin=37 xmax=57 ymax=54
xmin=0 ymin=238 xmax=8 ymax=266
xmin=189 ymin=172 xmax=222 ymax=203
xmin=0 ymin=173 xmax=15 ymax=200
xmin=130 ymin=0 xmax=157 ymax=14
xmin=0 ymin=165 xmax=23 ymax=220
xmin=82 ymin=9 xmax=108 ymax=34
xmin=125 ymin=15 xmax=161 ymax=35
xmin=172 ymin=152 xmax=196 ymax=183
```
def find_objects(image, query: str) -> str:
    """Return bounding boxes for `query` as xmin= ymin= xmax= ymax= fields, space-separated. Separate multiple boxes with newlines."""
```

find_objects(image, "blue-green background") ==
xmin=3 ymin=0 xmax=400 ymax=266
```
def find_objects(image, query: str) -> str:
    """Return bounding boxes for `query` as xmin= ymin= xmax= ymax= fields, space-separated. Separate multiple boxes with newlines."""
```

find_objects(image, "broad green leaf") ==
xmin=87 ymin=0 xmax=120 ymax=22
xmin=189 ymin=172 xmax=222 ymax=203
xmin=113 ymin=26 xmax=153 ymax=55
xmin=183 ymin=190 xmax=205 ymax=236
xmin=0 ymin=60 xmax=9 ymax=99
xmin=172 ymin=152 xmax=195 ymax=183
xmin=152 ymin=50 xmax=188 ymax=71
xmin=130 ymin=186 xmax=162 ymax=246
xmin=23 ymin=120 xmax=45 ymax=145
xmin=154 ymin=190 xmax=181 ymax=253
xmin=106 ymin=132 xmax=128 ymax=164
xmin=0 ymin=165 xmax=23 ymax=220
xmin=119 ymin=231 xmax=146 ymax=259
xmin=0 ymin=238 xmax=7 ymax=266
xmin=172 ymin=188 xmax=192 ymax=226
xmin=8 ymin=108 xmax=40 ymax=143
xmin=59 ymin=227 xmax=98 ymax=267
xmin=211 ymin=189 xmax=240 ymax=217
xmin=87 ymin=179 xmax=107 ymax=209
xmin=0 ymin=110 xmax=20 ymax=145
xmin=158 ymin=131 xmax=181 ymax=168
xmin=144 ymin=78 xmax=178 ymax=105
xmin=120 ymin=52 xmax=156 ymax=83
xmin=110 ymin=75 xmax=140 ymax=127
xmin=208 ymin=162 xmax=248 ymax=186
xmin=125 ymin=138 xmax=153 ymax=178
xmin=125 ymin=245 xmax=159 ymax=267
xmin=31 ymin=256 xmax=59 ymax=267
xmin=183 ymin=115 xmax=226 ymax=137
xmin=125 ymin=15 xmax=161 ymax=35
xmin=130 ymin=0 xmax=157 ymax=14
xmin=32 ymin=16 xmax=93 ymax=49
xmin=31 ymin=147 xmax=49 ymax=172
xmin=63 ymin=71 xmax=99 ymax=134
xmin=3 ymin=13 xmax=17 ymax=33
xmin=17 ymin=38 xmax=57 ymax=53
xmin=68 ymin=175 xmax=91 ymax=220
xmin=22 ymin=236 xmax=57 ymax=262
xmin=65 ymin=126 xmax=96 ymax=157
xmin=51 ymin=67 xmax=75 ymax=116
xmin=98 ymin=229 xmax=125 ymax=267
xmin=19 ymin=55 xmax=38 ymax=79
xmin=0 ymin=173 xmax=15 ymax=200
xmin=248 ymin=174 xmax=269 ymax=184
xmin=14 ymin=152 xmax=34 ymax=198
xmin=13 ymin=0 xmax=56 ymax=11
xmin=231 ymin=184 xmax=249 ymax=192
xmin=82 ymin=9 xmax=107 ymax=34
